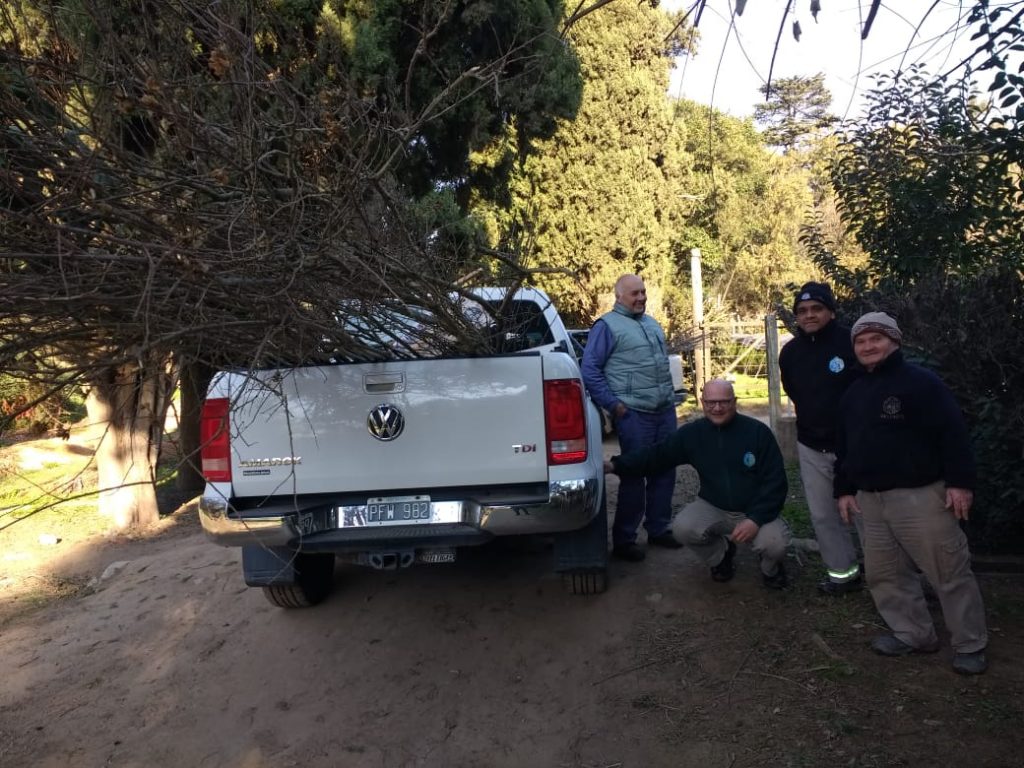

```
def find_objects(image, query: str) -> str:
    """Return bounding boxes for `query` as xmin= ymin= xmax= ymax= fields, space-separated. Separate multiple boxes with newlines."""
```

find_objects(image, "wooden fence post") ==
xmin=765 ymin=312 xmax=782 ymax=432
xmin=690 ymin=248 xmax=706 ymax=396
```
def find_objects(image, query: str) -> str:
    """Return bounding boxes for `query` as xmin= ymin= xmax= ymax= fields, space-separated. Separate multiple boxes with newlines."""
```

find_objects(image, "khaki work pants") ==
xmin=797 ymin=442 xmax=863 ymax=582
xmin=858 ymin=482 xmax=987 ymax=653
xmin=672 ymin=497 xmax=790 ymax=576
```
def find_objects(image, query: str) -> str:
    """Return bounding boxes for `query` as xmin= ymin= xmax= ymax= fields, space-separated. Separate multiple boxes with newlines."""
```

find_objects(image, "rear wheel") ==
xmin=562 ymin=568 xmax=608 ymax=595
xmin=262 ymin=552 xmax=335 ymax=608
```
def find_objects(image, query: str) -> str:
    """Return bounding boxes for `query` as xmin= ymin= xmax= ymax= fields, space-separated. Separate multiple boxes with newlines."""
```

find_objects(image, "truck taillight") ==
xmin=544 ymin=379 xmax=587 ymax=464
xmin=200 ymin=397 xmax=231 ymax=482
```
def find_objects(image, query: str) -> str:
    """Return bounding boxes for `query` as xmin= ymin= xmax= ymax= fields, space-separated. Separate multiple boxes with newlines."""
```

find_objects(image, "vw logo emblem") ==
xmin=367 ymin=404 xmax=405 ymax=441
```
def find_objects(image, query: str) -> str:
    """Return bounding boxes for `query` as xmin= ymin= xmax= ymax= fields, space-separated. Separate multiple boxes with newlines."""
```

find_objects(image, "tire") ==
xmin=261 ymin=552 xmax=335 ymax=608
xmin=562 ymin=568 xmax=608 ymax=595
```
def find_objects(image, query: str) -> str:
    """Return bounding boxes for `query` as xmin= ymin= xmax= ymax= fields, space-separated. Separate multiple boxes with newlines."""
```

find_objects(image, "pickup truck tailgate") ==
xmin=227 ymin=355 xmax=550 ymax=498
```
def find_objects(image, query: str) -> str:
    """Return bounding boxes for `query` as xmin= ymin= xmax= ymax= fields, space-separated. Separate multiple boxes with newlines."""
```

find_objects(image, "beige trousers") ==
xmin=672 ymin=497 xmax=790 ymax=576
xmin=798 ymin=442 xmax=863 ymax=582
xmin=858 ymin=482 xmax=987 ymax=653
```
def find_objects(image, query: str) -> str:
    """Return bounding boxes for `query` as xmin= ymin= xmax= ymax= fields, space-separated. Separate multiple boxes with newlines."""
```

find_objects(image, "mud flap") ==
xmin=242 ymin=545 xmax=298 ymax=586
xmin=553 ymin=487 xmax=609 ymax=594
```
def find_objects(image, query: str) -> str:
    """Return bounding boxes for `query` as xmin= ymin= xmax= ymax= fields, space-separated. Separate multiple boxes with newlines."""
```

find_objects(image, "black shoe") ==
xmin=817 ymin=575 xmax=863 ymax=596
xmin=952 ymin=649 xmax=988 ymax=675
xmin=648 ymin=531 xmax=683 ymax=549
xmin=762 ymin=563 xmax=789 ymax=590
xmin=710 ymin=539 xmax=736 ymax=582
xmin=870 ymin=634 xmax=940 ymax=657
xmin=612 ymin=543 xmax=646 ymax=562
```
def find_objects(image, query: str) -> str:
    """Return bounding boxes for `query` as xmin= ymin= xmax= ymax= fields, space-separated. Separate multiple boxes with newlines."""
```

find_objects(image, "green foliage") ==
xmin=342 ymin=0 xmax=583 ymax=198
xmin=755 ymin=73 xmax=837 ymax=153
xmin=675 ymin=101 xmax=816 ymax=313
xmin=0 ymin=377 xmax=84 ymax=437
xmin=470 ymin=1 xmax=694 ymax=332
xmin=829 ymin=66 xmax=1020 ymax=289
xmin=782 ymin=460 xmax=813 ymax=540
xmin=806 ymin=15 xmax=1024 ymax=551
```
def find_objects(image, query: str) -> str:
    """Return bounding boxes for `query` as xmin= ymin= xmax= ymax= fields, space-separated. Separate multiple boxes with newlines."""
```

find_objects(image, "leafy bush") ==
xmin=0 ymin=376 xmax=85 ymax=438
xmin=894 ymin=273 xmax=1024 ymax=552
xmin=801 ymin=14 xmax=1024 ymax=552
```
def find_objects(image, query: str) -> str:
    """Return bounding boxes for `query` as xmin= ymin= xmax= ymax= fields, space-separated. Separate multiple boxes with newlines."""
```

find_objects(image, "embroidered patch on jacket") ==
xmin=743 ymin=451 xmax=756 ymax=468
xmin=881 ymin=396 xmax=903 ymax=419
xmin=829 ymin=356 xmax=845 ymax=373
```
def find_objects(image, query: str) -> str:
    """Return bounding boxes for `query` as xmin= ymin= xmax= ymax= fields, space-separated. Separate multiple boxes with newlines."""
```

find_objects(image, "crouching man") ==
xmin=605 ymin=378 xmax=791 ymax=589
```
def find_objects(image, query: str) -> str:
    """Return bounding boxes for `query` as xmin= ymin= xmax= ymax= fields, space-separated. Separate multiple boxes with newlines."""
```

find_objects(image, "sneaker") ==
xmin=648 ymin=531 xmax=683 ymax=549
xmin=870 ymin=634 xmax=940 ymax=657
xmin=952 ymin=649 xmax=988 ymax=675
xmin=710 ymin=539 xmax=736 ymax=582
xmin=612 ymin=543 xmax=646 ymax=562
xmin=762 ymin=563 xmax=789 ymax=590
xmin=817 ymin=575 xmax=863 ymax=596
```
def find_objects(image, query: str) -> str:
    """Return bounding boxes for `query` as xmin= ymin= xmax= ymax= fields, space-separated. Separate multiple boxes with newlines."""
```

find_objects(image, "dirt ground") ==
xmin=1 ymin=434 xmax=1023 ymax=767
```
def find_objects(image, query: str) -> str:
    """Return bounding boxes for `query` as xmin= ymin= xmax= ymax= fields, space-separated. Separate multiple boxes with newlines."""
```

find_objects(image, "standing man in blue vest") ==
xmin=582 ymin=274 xmax=680 ymax=562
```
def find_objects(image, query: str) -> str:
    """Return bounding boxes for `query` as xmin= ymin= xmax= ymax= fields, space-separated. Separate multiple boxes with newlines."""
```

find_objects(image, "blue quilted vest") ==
xmin=600 ymin=305 xmax=674 ymax=412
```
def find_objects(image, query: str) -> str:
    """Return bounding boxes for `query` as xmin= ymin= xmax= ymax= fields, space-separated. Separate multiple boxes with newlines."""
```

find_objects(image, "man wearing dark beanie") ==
xmin=779 ymin=282 xmax=863 ymax=594
xmin=835 ymin=312 xmax=988 ymax=675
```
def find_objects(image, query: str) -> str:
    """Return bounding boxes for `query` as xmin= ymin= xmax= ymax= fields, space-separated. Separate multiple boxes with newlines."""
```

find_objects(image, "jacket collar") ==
xmin=613 ymin=303 xmax=645 ymax=320
xmin=867 ymin=348 xmax=904 ymax=374
xmin=797 ymin=318 xmax=838 ymax=342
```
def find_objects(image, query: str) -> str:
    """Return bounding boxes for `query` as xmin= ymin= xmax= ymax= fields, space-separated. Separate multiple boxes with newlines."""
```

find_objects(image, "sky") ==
xmin=662 ymin=1 xmax=1001 ymax=119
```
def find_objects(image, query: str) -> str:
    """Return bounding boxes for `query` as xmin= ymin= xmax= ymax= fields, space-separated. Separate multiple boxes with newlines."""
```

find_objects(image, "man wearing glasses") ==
xmin=604 ymin=378 xmax=791 ymax=588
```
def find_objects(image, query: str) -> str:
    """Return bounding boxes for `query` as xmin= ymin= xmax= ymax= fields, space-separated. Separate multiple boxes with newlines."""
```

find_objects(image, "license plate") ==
xmin=363 ymin=495 xmax=432 ymax=525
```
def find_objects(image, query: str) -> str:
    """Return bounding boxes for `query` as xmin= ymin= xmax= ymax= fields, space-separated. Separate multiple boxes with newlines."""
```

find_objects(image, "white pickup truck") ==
xmin=198 ymin=287 xmax=608 ymax=607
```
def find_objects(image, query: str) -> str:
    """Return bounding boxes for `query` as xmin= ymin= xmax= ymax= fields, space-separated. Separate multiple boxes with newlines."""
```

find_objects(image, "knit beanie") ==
xmin=851 ymin=311 xmax=903 ymax=344
xmin=792 ymin=281 xmax=835 ymax=313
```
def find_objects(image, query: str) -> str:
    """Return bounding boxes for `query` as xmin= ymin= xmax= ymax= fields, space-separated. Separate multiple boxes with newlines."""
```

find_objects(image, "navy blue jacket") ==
xmin=834 ymin=350 xmax=975 ymax=495
xmin=779 ymin=320 xmax=860 ymax=452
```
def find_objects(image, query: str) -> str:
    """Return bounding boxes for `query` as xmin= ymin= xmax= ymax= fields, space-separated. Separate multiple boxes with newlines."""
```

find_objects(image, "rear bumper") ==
xmin=199 ymin=476 xmax=601 ymax=549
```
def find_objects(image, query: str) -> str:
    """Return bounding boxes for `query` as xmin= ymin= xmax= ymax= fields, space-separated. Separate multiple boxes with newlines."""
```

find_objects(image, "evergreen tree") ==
xmin=470 ymin=2 xmax=693 ymax=332
xmin=754 ymin=73 xmax=836 ymax=153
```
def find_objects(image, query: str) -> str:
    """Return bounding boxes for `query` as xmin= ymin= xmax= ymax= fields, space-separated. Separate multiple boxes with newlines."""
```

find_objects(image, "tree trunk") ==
xmin=86 ymin=356 xmax=173 ymax=530
xmin=175 ymin=358 xmax=213 ymax=495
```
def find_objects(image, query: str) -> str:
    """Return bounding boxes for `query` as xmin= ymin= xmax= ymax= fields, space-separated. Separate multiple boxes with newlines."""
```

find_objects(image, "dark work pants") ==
xmin=612 ymin=407 xmax=678 ymax=547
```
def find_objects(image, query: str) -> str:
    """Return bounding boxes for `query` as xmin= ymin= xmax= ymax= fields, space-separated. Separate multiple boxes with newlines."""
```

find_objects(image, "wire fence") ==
xmin=684 ymin=315 xmax=795 ymax=416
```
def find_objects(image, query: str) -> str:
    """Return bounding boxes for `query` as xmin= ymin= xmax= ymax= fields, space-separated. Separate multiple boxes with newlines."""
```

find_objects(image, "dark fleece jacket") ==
xmin=834 ymin=350 xmax=976 ymax=495
xmin=611 ymin=413 xmax=787 ymax=526
xmin=779 ymin=319 xmax=860 ymax=451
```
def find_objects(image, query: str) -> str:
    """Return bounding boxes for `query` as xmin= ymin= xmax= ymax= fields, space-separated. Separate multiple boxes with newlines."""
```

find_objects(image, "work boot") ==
xmin=710 ymin=539 xmax=736 ymax=582
xmin=762 ymin=563 xmax=789 ymax=590
xmin=870 ymin=634 xmax=940 ymax=657
xmin=648 ymin=531 xmax=683 ymax=549
xmin=817 ymin=575 xmax=863 ymax=596
xmin=952 ymin=650 xmax=988 ymax=675
xmin=612 ymin=543 xmax=646 ymax=562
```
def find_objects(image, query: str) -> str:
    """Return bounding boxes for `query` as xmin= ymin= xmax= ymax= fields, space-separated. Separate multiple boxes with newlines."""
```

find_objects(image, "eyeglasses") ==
xmin=702 ymin=398 xmax=736 ymax=408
